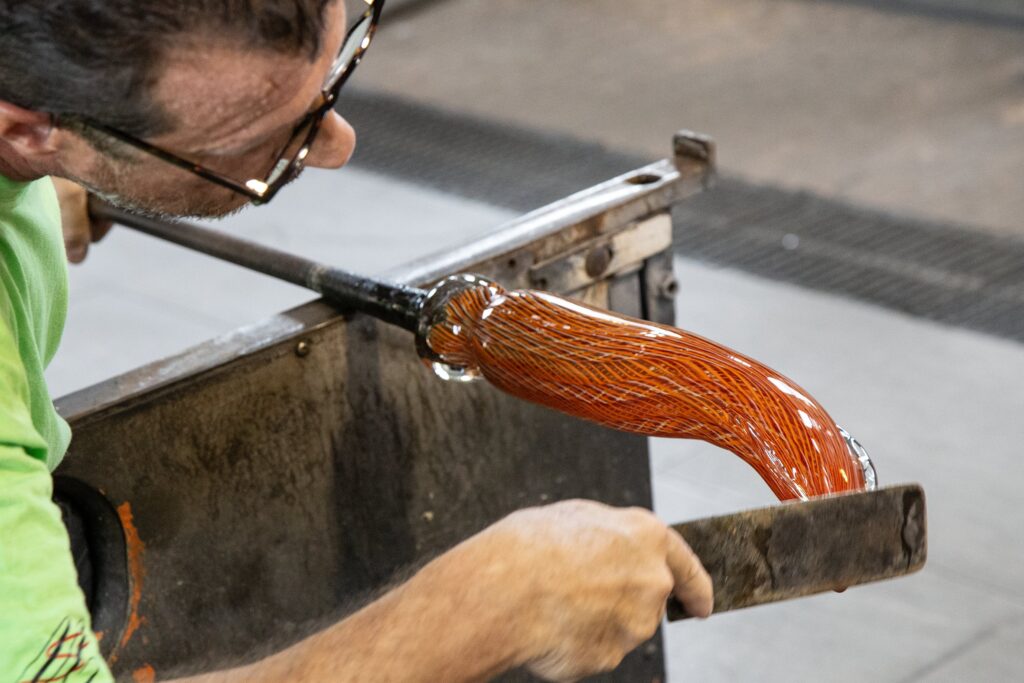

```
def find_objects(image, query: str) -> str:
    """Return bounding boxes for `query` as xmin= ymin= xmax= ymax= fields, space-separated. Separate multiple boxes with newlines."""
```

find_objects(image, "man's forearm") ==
xmin=174 ymin=536 xmax=524 ymax=683
xmin=165 ymin=500 xmax=713 ymax=683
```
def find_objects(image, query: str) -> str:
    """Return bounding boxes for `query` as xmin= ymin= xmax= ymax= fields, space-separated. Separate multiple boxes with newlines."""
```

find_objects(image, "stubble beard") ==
xmin=68 ymin=151 xmax=252 ymax=221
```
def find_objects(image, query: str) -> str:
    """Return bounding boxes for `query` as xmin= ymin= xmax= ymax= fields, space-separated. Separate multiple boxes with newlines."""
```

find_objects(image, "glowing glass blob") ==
xmin=416 ymin=274 xmax=876 ymax=501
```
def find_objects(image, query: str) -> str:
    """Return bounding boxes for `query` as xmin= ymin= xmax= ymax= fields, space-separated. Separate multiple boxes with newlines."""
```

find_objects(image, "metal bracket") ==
xmin=528 ymin=212 xmax=672 ymax=293
xmin=673 ymin=129 xmax=717 ymax=188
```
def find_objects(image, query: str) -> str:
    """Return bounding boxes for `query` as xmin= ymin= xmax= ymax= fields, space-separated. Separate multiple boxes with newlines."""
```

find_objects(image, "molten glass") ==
xmin=417 ymin=274 xmax=876 ymax=501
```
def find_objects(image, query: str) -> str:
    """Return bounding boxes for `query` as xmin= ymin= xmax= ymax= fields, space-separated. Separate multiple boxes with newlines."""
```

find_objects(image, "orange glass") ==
xmin=417 ymin=274 xmax=876 ymax=501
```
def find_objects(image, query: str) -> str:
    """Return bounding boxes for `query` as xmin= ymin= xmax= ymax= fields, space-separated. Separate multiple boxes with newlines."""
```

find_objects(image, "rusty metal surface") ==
xmin=667 ymin=485 xmax=927 ymax=620
xmin=56 ymin=290 xmax=667 ymax=683
xmin=59 ymin=312 xmax=665 ymax=681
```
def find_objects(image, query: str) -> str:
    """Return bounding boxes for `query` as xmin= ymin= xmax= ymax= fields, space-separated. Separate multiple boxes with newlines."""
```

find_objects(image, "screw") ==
xmin=585 ymin=244 xmax=614 ymax=278
xmin=295 ymin=340 xmax=312 ymax=357
xmin=657 ymin=275 xmax=679 ymax=299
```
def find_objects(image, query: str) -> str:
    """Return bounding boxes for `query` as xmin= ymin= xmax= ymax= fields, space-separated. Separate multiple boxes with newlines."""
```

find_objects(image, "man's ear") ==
xmin=0 ymin=100 xmax=59 ymax=160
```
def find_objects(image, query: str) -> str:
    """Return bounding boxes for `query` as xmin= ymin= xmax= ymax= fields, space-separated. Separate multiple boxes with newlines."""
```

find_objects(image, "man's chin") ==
xmin=90 ymin=187 xmax=253 ymax=221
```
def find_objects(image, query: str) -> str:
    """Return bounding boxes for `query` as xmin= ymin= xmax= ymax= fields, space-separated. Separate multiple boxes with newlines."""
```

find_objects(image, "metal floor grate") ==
xmin=674 ymin=178 xmax=1024 ymax=342
xmin=340 ymin=89 xmax=1024 ymax=343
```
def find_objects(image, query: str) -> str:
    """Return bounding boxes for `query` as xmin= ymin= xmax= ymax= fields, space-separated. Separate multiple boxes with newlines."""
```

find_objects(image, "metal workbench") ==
xmin=53 ymin=133 xmax=714 ymax=681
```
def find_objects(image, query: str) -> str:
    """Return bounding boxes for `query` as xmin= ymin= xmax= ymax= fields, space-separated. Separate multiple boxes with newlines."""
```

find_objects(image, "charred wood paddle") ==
xmin=91 ymin=199 xmax=875 ymax=501
xmin=668 ymin=484 xmax=927 ymax=619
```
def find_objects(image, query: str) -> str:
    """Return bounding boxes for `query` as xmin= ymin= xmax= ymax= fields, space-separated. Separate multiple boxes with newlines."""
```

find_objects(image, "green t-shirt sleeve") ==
xmin=0 ymin=317 xmax=112 ymax=681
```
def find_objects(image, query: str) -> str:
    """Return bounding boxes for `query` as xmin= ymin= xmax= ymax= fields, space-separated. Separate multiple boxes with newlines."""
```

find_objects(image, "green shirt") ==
xmin=0 ymin=174 xmax=111 ymax=681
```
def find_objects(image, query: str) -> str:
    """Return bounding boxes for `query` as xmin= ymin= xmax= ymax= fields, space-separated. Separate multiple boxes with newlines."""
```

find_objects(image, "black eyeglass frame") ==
xmin=56 ymin=0 xmax=384 ymax=205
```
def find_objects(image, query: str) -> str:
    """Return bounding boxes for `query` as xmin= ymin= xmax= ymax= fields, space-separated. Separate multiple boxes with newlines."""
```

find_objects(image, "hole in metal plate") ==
xmin=625 ymin=173 xmax=663 ymax=185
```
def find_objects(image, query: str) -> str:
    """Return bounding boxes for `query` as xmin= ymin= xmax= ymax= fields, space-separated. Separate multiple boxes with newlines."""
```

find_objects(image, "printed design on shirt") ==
xmin=17 ymin=617 xmax=101 ymax=683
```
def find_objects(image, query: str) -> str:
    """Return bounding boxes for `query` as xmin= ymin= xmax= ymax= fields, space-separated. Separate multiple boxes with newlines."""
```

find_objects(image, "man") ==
xmin=0 ymin=1 xmax=712 ymax=680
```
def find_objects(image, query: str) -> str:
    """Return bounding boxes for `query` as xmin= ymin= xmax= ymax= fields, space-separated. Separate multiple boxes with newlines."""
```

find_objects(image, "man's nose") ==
xmin=305 ymin=111 xmax=356 ymax=169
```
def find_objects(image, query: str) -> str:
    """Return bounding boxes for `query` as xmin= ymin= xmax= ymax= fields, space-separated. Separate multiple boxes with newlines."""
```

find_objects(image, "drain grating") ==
xmin=338 ymin=89 xmax=647 ymax=211
xmin=339 ymin=89 xmax=1024 ymax=343
xmin=675 ymin=179 xmax=1024 ymax=342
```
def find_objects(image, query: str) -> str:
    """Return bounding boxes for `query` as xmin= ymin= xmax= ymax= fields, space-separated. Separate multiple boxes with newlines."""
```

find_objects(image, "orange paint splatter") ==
xmin=116 ymin=502 xmax=146 ymax=652
xmin=132 ymin=664 xmax=156 ymax=683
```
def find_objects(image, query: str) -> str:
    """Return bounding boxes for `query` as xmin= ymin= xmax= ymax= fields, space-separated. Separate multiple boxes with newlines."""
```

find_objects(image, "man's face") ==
xmin=59 ymin=1 xmax=354 ymax=219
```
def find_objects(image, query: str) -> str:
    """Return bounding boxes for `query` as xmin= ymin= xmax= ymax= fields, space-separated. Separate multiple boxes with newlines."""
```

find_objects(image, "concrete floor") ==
xmin=357 ymin=0 xmax=1024 ymax=236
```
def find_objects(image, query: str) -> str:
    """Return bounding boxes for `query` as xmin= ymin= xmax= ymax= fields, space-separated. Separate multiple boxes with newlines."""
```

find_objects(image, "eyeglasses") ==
xmin=62 ymin=0 xmax=384 ymax=205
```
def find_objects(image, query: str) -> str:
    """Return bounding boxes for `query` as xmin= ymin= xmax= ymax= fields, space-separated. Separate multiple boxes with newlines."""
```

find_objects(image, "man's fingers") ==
xmin=53 ymin=177 xmax=113 ymax=262
xmin=63 ymin=220 xmax=90 ymax=263
xmin=665 ymin=528 xmax=713 ymax=618
xmin=65 ymin=242 xmax=88 ymax=263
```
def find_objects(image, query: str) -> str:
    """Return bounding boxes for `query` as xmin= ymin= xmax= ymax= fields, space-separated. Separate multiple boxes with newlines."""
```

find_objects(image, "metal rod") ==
xmin=90 ymin=200 xmax=426 ymax=333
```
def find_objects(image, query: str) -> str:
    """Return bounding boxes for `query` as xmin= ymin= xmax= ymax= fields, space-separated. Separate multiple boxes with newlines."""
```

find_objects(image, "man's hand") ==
xmin=483 ymin=500 xmax=712 ymax=681
xmin=52 ymin=177 xmax=113 ymax=263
